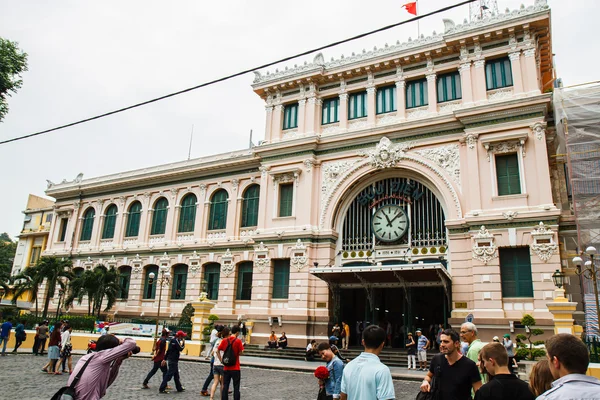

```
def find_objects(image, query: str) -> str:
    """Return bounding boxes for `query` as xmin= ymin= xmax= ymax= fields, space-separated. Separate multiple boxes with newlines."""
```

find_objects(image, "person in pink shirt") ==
xmin=67 ymin=335 xmax=139 ymax=400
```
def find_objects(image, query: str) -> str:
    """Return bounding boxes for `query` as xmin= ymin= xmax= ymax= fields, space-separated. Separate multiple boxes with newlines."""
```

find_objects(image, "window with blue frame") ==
xmin=406 ymin=79 xmax=428 ymax=109
xmin=283 ymin=103 xmax=298 ymax=130
xmin=348 ymin=91 xmax=367 ymax=120
xmin=485 ymin=57 xmax=513 ymax=90
xmin=322 ymin=97 xmax=339 ymax=125
xmin=437 ymin=72 xmax=462 ymax=103
xmin=376 ymin=85 xmax=396 ymax=114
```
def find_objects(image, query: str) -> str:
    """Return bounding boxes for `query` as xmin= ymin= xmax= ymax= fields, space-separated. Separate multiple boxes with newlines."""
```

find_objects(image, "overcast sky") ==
xmin=0 ymin=0 xmax=596 ymax=239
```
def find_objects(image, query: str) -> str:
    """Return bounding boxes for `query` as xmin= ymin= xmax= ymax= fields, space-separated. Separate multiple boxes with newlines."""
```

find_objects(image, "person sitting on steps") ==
xmin=267 ymin=331 xmax=278 ymax=349
xmin=277 ymin=332 xmax=288 ymax=350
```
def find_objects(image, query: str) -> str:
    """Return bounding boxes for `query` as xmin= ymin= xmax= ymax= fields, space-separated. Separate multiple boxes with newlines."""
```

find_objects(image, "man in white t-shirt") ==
xmin=340 ymin=325 xmax=395 ymax=400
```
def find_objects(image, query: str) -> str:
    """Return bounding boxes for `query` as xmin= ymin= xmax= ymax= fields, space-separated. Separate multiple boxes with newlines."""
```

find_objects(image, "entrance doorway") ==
xmin=340 ymin=286 xmax=447 ymax=348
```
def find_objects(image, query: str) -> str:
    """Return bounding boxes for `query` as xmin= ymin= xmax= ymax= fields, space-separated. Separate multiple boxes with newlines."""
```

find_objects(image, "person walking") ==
xmin=460 ymin=322 xmax=485 ymax=383
xmin=43 ymin=322 xmax=63 ymax=373
xmin=158 ymin=330 xmax=186 ymax=394
xmin=341 ymin=322 xmax=350 ymax=350
xmin=339 ymin=325 xmax=394 ymax=400
xmin=210 ymin=332 xmax=225 ymax=400
xmin=202 ymin=325 xmax=225 ymax=395
xmin=0 ymin=317 xmax=13 ymax=356
xmin=317 ymin=341 xmax=344 ymax=400
xmin=12 ymin=319 xmax=26 ymax=353
xmin=406 ymin=332 xmax=417 ymax=370
xmin=142 ymin=328 xmax=169 ymax=389
xmin=217 ymin=325 xmax=244 ymax=400
xmin=420 ymin=329 xmax=482 ymax=400
xmin=474 ymin=342 xmax=534 ymax=400
xmin=239 ymin=321 xmax=247 ymax=344
xmin=56 ymin=324 xmax=73 ymax=375
xmin=537 ymin=333 xmax=600 ymax=399
xmin=36 ymin=320 xmax=49 ymax=355
xmin=416 ymin=329 xmax=430 ymax=371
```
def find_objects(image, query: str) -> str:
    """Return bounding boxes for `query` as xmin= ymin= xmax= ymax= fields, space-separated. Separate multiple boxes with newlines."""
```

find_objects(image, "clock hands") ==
xmin=386 ymin=208 xmax=406 ymax=227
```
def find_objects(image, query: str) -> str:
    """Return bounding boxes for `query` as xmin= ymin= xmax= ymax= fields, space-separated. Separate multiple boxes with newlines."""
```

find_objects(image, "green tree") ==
xmin=90 ymin=265 xmax=120 ymax=319
xmin=0 ymin=38 xmax=28 ymax=122
xmin=36 ymin=256 xmax=73 ymax=318
xmin=179 ymin=303 xmax=195 ymax=326
xmin=516 ymin=314 xmax=545 ymax=360
xmin=64 ymin=268 xmax=98 ymax=315
xmin=11 ymin=264 xmax=42 ymax=316
xmin=0 ymin=232 xmax=17 ymax=288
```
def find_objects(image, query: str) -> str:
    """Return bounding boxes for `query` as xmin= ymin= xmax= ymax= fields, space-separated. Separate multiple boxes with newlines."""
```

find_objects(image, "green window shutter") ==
xmin=406 ymin=79 xmax=428 ymax=109
xmin=59 ymin=219 xmax=68 ymax=242
xmin=242 ymin=185 xmax=260 ymax=227
xmin=279 ymin=184 xmax=294 ymax=217
xmin=486 ymin=57 xmax=513 ymax=90
xmin=80 ymin=208 xmax=95 ymax=241
xmin=205 ymin=264 xmax=220 ymax=300
xmin=272 ymin=259 xmax=290 ymax=299
xmin=500 ymin=248 xmax=533 ymax=297
xmin=283 ymin=104 xmax=299 ymax=130
xmin=322 ymin=98 xmax=340 ymax=125
xmin=178 ymin=194 xmax=197 ymax=233
xmin=102 ymin=205 xmax=118 ymax=239
xmin=376 ymin=85 xmax=396 ymax=114
xmin=119 ymin=267 xmax=131 ymax=299
xmin=209 ymin=190 xmax=229 ymax=230
xmin=348 ymin=91 xmax=367 ymax=120
xmin=125 ymin=202 xmax=142 ymax=237
xmin=496 ymin=154 xmax=521 ymax=196
xmin=236 ymin=262 xmax=253 ymax=300
xmin=151 ymin=198 xmax=168 ymax=235
xmin=171 ymin=265 xmax=188 ymax=299
xmin=144 ymin=266 xmax=158 ymax=299
xmin=437 ymin=72 xmax=462 ymax=103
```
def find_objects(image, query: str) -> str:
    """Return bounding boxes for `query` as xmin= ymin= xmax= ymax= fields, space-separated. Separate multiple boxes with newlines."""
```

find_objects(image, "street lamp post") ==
xmin=149 ymin=267 xmax=171 ymax=348
xmin=573 ymin=246 xmax=599 ymax=333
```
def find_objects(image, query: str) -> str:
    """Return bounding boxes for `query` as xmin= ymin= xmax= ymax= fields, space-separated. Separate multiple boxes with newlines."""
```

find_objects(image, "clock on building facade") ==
xmin=371 ymin=204 xmax=409 ymax=242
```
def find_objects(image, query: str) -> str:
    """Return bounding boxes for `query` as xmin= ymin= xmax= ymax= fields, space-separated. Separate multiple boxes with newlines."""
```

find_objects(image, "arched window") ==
xmin=143 ymin=265 xmax=159 ymax=299
xmin=80 ymin=208 xmax=95 ymax=241
xmin=118 ymin=266 xmax=132 ymax=299
xmin=178 ymin=194 xmax=197 ymax=233
xmin=241 ymin=185 xmax=260 ymax=228
xmin=73 ymin=267 xmax=84 ymax=278
xmin=236 ymin=261 xmax=253 ymax=300
xmin=204 ymin=263 xmax=220 ymax=300
xmin=171 ymin=265 xmax=188 ymax=299
xmin=151 ymin=198 xmax=168 ymax=235
xmin=208 ymin=190 xmax=228 ymax=231
xmin=101 ymin=204 xmax=118 ymax=239
xmin=125 ymin=201 xmax=142 ymax=237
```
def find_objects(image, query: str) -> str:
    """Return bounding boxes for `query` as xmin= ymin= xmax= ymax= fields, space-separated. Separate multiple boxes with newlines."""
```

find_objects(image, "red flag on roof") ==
xmin=402 ymin=2 xmax=417 ymax=15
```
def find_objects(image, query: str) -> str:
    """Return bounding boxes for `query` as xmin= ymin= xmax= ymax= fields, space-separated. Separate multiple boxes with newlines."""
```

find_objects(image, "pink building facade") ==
xmin=43 ymin=0 xmax=562 ymax=345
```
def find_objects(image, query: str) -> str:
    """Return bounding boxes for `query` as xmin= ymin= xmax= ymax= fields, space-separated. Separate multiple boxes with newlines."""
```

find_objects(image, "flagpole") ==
xmin=416 ymin=0 xmax=420 ymax=38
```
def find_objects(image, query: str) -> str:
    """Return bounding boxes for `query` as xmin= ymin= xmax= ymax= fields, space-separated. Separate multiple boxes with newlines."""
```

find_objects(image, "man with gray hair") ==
xmin=460 ymin=323 xmax=484 ymax=367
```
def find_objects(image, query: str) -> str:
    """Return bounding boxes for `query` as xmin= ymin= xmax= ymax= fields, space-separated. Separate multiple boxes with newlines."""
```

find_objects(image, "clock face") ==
xmin=371 ymin=205 xmax=409 ymax=242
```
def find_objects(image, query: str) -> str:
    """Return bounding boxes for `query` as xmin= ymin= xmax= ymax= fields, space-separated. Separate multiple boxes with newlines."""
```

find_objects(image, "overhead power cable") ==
xmin=0 ymin=0 xmax=476 ymax=146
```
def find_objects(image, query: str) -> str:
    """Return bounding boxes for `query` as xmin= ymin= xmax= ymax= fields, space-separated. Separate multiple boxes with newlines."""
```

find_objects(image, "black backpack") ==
xmin=50 ymin=355 xmax=95 ymax=400
xmin=222 ymin=337 xmax=237 ymax=367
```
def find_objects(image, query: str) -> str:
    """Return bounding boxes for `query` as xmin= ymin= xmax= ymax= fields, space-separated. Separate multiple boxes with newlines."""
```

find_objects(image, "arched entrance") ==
xmin=313 ymin=172 xmax=452 ymax=348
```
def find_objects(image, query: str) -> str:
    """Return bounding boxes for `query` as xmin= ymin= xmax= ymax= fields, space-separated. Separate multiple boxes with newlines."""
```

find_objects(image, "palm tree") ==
xmin=11 ymin=265 xmax=42 ymax=316
xmin=64 ymin=269 xmax=98 ymax=315
xmin=91 ymin=265 xmax=120 ymax=319
xmin=36 ymin=256 xmax=73 ymax=318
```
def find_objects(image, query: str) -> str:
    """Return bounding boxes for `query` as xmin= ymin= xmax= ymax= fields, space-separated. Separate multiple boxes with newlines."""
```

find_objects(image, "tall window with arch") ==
xmin=178 ymin=194 xmax=197 ymax=233
xmin=208 ymin=189 xmax=228 ymax=230
xmin=80 ymin=208 xmax=95 ymax=241
xmin=171 ymin=265 xmax=188 ymax=299
xmin=151 ymin=198 xmax=168 ymax=235
xmin=101 ymin=204 xmax=118 ymax=239
xmin=125 ymin=201 xmax=142 ymax=237
xmin=241 ymin=185 xmax=260 ymax=228
xmin=118 ymin=266 xmax=131 ymax=299
xmin=143 ymin=265 xmax=159 ymax=299
xmin=204 ymin=263 xmax=220 ymax=300
xmin=236 ymin=261 xmax=253 ymax=300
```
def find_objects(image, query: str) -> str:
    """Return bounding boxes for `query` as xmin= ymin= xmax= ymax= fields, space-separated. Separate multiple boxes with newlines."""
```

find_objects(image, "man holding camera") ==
xmin=66 ymin=335 xmax=139 ymax=400
xmin=159 ymin=330 xmax=187 ymax=394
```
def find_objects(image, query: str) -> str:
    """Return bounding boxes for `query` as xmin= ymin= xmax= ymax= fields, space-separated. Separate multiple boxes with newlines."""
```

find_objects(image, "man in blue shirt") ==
xmin=340 ymin=325 xmax=395 ymax=400
xmin=159 ymin=331 xmax=186 ymax=394
xmin=416 ymin=329 xmax=430 ymax=371
xmin=538 ymin=333 xmax=600 ymax=400
xmin=317 ymin=341 xmax=344 ymax=399
xmin=0 ymin=317 xmax=13 ymax=356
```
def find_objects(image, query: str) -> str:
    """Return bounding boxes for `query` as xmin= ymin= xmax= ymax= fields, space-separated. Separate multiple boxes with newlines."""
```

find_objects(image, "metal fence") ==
xmin=585 ymin=335 xmax=600 ymax=363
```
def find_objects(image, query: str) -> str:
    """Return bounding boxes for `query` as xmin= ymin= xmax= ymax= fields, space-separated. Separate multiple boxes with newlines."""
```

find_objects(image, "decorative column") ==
xmin=339 ymin=92 xmax=348 ymax=130
xmin=190 ymin=298 xmax=216 ymax=355
xmin=463 ymin=133 xmax=482 ymax=211
xmin=297 ymin=99 xmax=306 ymax=134
xmin=138 ymin=194 xmax=152 ymax=245
xmin=257 ymin=167 xmax=270 ymax=228
xmin=395 ymin=77 xmax=406 ymax=120
xmin=459 ymin=62 xmax=473 ymax=105
xmin=530 ymin=122 xmax=554 ymax=204
xmin=426 ymin=73 xmax=437 ymax=113
xmin=547 ymin=287 xmax=578 ymax=335
xmin=272 ymin=104 xmax=284 ymax=140
xmin=264 ymin=105 xmax=274 ymax=142
xmin=314 ymin=98 xmax=323 ymax=135
xmin=523 ymin=48 xmax=540 ymax=94
xmin=366 ymin=84 xmax=376 ymax=126
xmin=304 ymin=83 xmax=317 ymax=134
xmin=508 ymin=51 xmax=524 ymax=95
xmin=192 ymin=191 xmax=203 ymax=240
xmin=473 ymin=60 xmax=487 ymax=103
xmin=114 ymin=210 xmax=126 ymax=247
xmin=163 ymin=204 xmax=176 ymax=243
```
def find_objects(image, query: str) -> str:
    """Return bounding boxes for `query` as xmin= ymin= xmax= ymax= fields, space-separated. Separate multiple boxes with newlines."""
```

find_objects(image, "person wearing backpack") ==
xmin=142 ymin=328 xmax=169 ymax=389
xmin=217 ymin=325 xmax=244 ymax=400
xmin=159 ymin=330 xmax=187 ymax=394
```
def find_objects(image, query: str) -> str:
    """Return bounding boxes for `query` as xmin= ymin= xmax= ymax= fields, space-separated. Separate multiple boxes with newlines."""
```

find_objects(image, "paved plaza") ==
xmin=1 ymin=354 xmax=421 ymax=400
